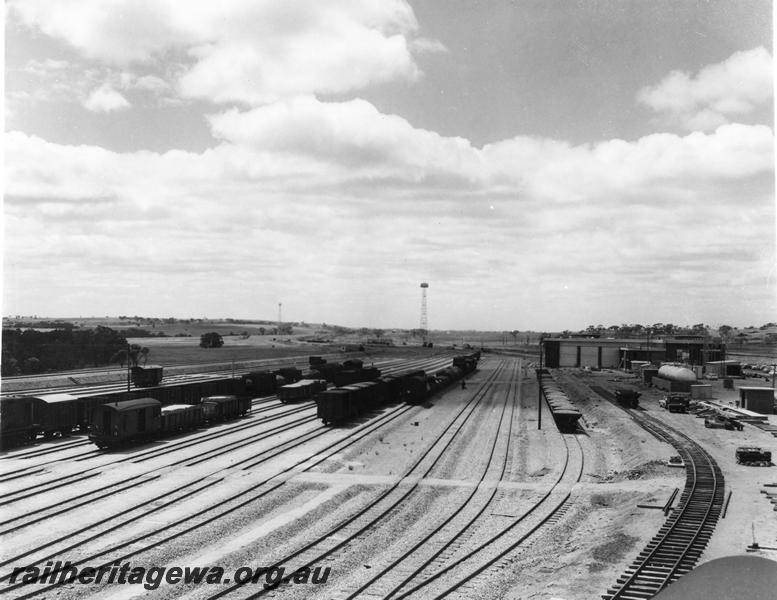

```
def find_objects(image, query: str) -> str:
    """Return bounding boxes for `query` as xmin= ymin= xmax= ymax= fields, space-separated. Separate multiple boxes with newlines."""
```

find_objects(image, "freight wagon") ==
xmin=131 ymin=365 xmax=164 ymax=387
xmin=88 ymin=398 xmax=162 ymax=449
xmin=316 ymin=357 xmax=479 ymax=425
xmin=241 ymin=371 xmax=277 ymax=396
xmin=201 ymin=395 xmax=251 ymax=421
xmin=309 ymin=362 xmax=342 ymax=382
xmin=403 ymin=371 xmax=431 ymax=404
xmin=333 ymin=366 xmax=381 ymax=387
xmin=273 ymin=367 xmax=302 ymax=385
xmin=0 ymin=396 xmax=39 ymax=448
xmin=0 ymin=394 xmax=83 ymax=445
xmin=161 ymin=404 xmax=204 ymax=433
xmin=536 ymin=369 xmax=583 ymax=432
xmin=278 ymin=379 xmax=328 ymax=403
xmin=614 ymin=387 xmax=641 ymax=408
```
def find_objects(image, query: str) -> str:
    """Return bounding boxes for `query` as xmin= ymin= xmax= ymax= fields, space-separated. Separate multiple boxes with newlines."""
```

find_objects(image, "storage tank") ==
xmin=658 ymin=365 xmax=697 ymax=382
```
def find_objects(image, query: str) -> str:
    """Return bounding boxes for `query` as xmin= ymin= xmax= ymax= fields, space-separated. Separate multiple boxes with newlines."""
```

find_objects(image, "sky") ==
xmin=3 ymin=0 xmax=775 ymax=331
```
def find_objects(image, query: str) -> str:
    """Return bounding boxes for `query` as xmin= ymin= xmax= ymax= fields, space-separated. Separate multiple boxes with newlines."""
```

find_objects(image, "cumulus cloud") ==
xmin=4 ymin=119 xmax=774 ymax=325
xmin=638 ymin=47 xmax=773 ymax=131
xmin=83 ymin=83 xmax=131 ymax=112
xmin=8 ymin=0 xmax=426 ymax=105
xmin=207 ymin=96 xmax=479 ymax=185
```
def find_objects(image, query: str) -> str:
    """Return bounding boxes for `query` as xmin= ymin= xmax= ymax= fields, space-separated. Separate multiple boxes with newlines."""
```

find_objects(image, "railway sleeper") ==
xmin=641 ymin=539 xmax=704 ymax=550
xmin=621 ymin=572 xmax=671 ymax=584
xmin=619 ymin=583 xmax=665 ymax=596
xmin=637 ymin=549 xmax=704 ymax=559
xmin=638 ymin=548 xmax=704 ymax=559
xmin=622 ymin=564 xmax=695 ymax=579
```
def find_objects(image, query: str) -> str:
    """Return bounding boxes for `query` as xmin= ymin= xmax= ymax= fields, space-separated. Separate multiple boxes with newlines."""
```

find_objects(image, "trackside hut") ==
xmin=738 ymin=387 xmax=775 ymax=415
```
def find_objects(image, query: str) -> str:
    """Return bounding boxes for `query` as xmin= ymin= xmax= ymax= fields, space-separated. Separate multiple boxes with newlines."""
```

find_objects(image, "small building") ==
xmin=738 ymin=387 xmax=775 ymax=415
xmin=705 ymin=360 xmax=742 ymax=378
xmin=690 ymin=384 xmax=713 ymax=400
xmin=642 ymin=367 xmax=659 ymax=384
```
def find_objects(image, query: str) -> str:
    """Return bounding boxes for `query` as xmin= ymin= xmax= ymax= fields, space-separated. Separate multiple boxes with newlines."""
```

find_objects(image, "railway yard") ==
xmin=1 ymin=349 xmax=776 ymax=599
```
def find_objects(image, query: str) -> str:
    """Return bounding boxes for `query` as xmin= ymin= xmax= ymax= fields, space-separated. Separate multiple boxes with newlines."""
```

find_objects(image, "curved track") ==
xmin=590 ymin=386 xmax=725 ymax=600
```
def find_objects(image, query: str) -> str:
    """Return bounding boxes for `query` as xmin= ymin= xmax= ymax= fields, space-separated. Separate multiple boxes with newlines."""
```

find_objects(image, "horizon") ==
xmin=4 ymin=314 xmax=774 ymax=335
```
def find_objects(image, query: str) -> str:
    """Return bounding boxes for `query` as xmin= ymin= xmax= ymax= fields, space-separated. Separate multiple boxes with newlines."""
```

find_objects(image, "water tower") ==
xmin=420 ymin=282 xmax=429 ymax=343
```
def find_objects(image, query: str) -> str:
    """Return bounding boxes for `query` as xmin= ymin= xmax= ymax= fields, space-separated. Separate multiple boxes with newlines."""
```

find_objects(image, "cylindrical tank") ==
xmin=658 ymin=365 xmax=696 ymax=382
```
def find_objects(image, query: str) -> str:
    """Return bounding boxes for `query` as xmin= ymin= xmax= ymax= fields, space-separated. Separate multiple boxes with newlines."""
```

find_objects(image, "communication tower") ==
xmin=278 ymin=302 xmax=282 ymax=331
xmin=420 ymin=283 xmax=429 ymax=342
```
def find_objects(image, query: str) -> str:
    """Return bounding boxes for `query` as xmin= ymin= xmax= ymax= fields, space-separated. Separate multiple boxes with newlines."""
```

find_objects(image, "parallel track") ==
xmin=204 ymin=360 xmax=507 ymax=600
xmin=0 ymin=357 xmax=467 ymax=597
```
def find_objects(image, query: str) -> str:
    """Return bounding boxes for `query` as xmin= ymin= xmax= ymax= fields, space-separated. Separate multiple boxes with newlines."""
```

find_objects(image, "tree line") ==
xmin=1 ymin=326 xmax=136 ymax=376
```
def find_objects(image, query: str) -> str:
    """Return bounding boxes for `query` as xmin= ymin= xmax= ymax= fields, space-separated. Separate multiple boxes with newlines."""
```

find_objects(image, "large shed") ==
xmin=738 ymin=387 xmax=775 ymax=414
xmin=543 ymin=336 xmax=726 ymax=369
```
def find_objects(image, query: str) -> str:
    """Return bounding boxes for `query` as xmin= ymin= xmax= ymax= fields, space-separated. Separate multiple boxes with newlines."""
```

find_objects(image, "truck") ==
xmin=662 ymin=394 xmax=690 ymax=413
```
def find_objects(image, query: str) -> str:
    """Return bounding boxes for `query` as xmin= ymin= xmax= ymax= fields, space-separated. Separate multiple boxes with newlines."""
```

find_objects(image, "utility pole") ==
xmin=419 ymin=283 xmax=429 ymax=345
xmin=126 ymin=343 xmax=131 ymax=392
xmin=538 ymin=334 xmax=544 ymax=430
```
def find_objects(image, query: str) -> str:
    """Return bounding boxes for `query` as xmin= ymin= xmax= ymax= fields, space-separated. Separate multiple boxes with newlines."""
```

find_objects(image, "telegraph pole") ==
xmin=537 ymin=334 xmax=544 ymax=430
xmin=126 ymin=343 xmax=131 ymax=392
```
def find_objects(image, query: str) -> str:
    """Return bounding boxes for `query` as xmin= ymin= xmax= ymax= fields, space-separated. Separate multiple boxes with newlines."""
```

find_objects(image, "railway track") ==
xmin=0 ymin=397 xmax=420 ymax=597
xmin=589 ymin=385 xmax=725 ymax=600
xmin=335 ymin=360 xmax=522 ymax=599
xmin=0 ymin=357 xmax=463 ymax=597
xmin=200 ymin=360 xmax=508 ymax=600
xmin=0 ymin=354 xmax=416 ymax=398
xmin=391 ymin=433 xmax=585 ymax=599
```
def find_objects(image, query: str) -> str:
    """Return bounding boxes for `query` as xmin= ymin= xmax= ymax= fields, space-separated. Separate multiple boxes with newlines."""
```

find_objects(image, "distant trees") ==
xmin=2 ymin=325 xmax=129 ymax=374
xmin=109 ymin=344 xmax=150 ymax=367
xmin=580 ymin=323 xmax=712 ymax=337
xmin=200 ymin=332 xmax=224 ymax=348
